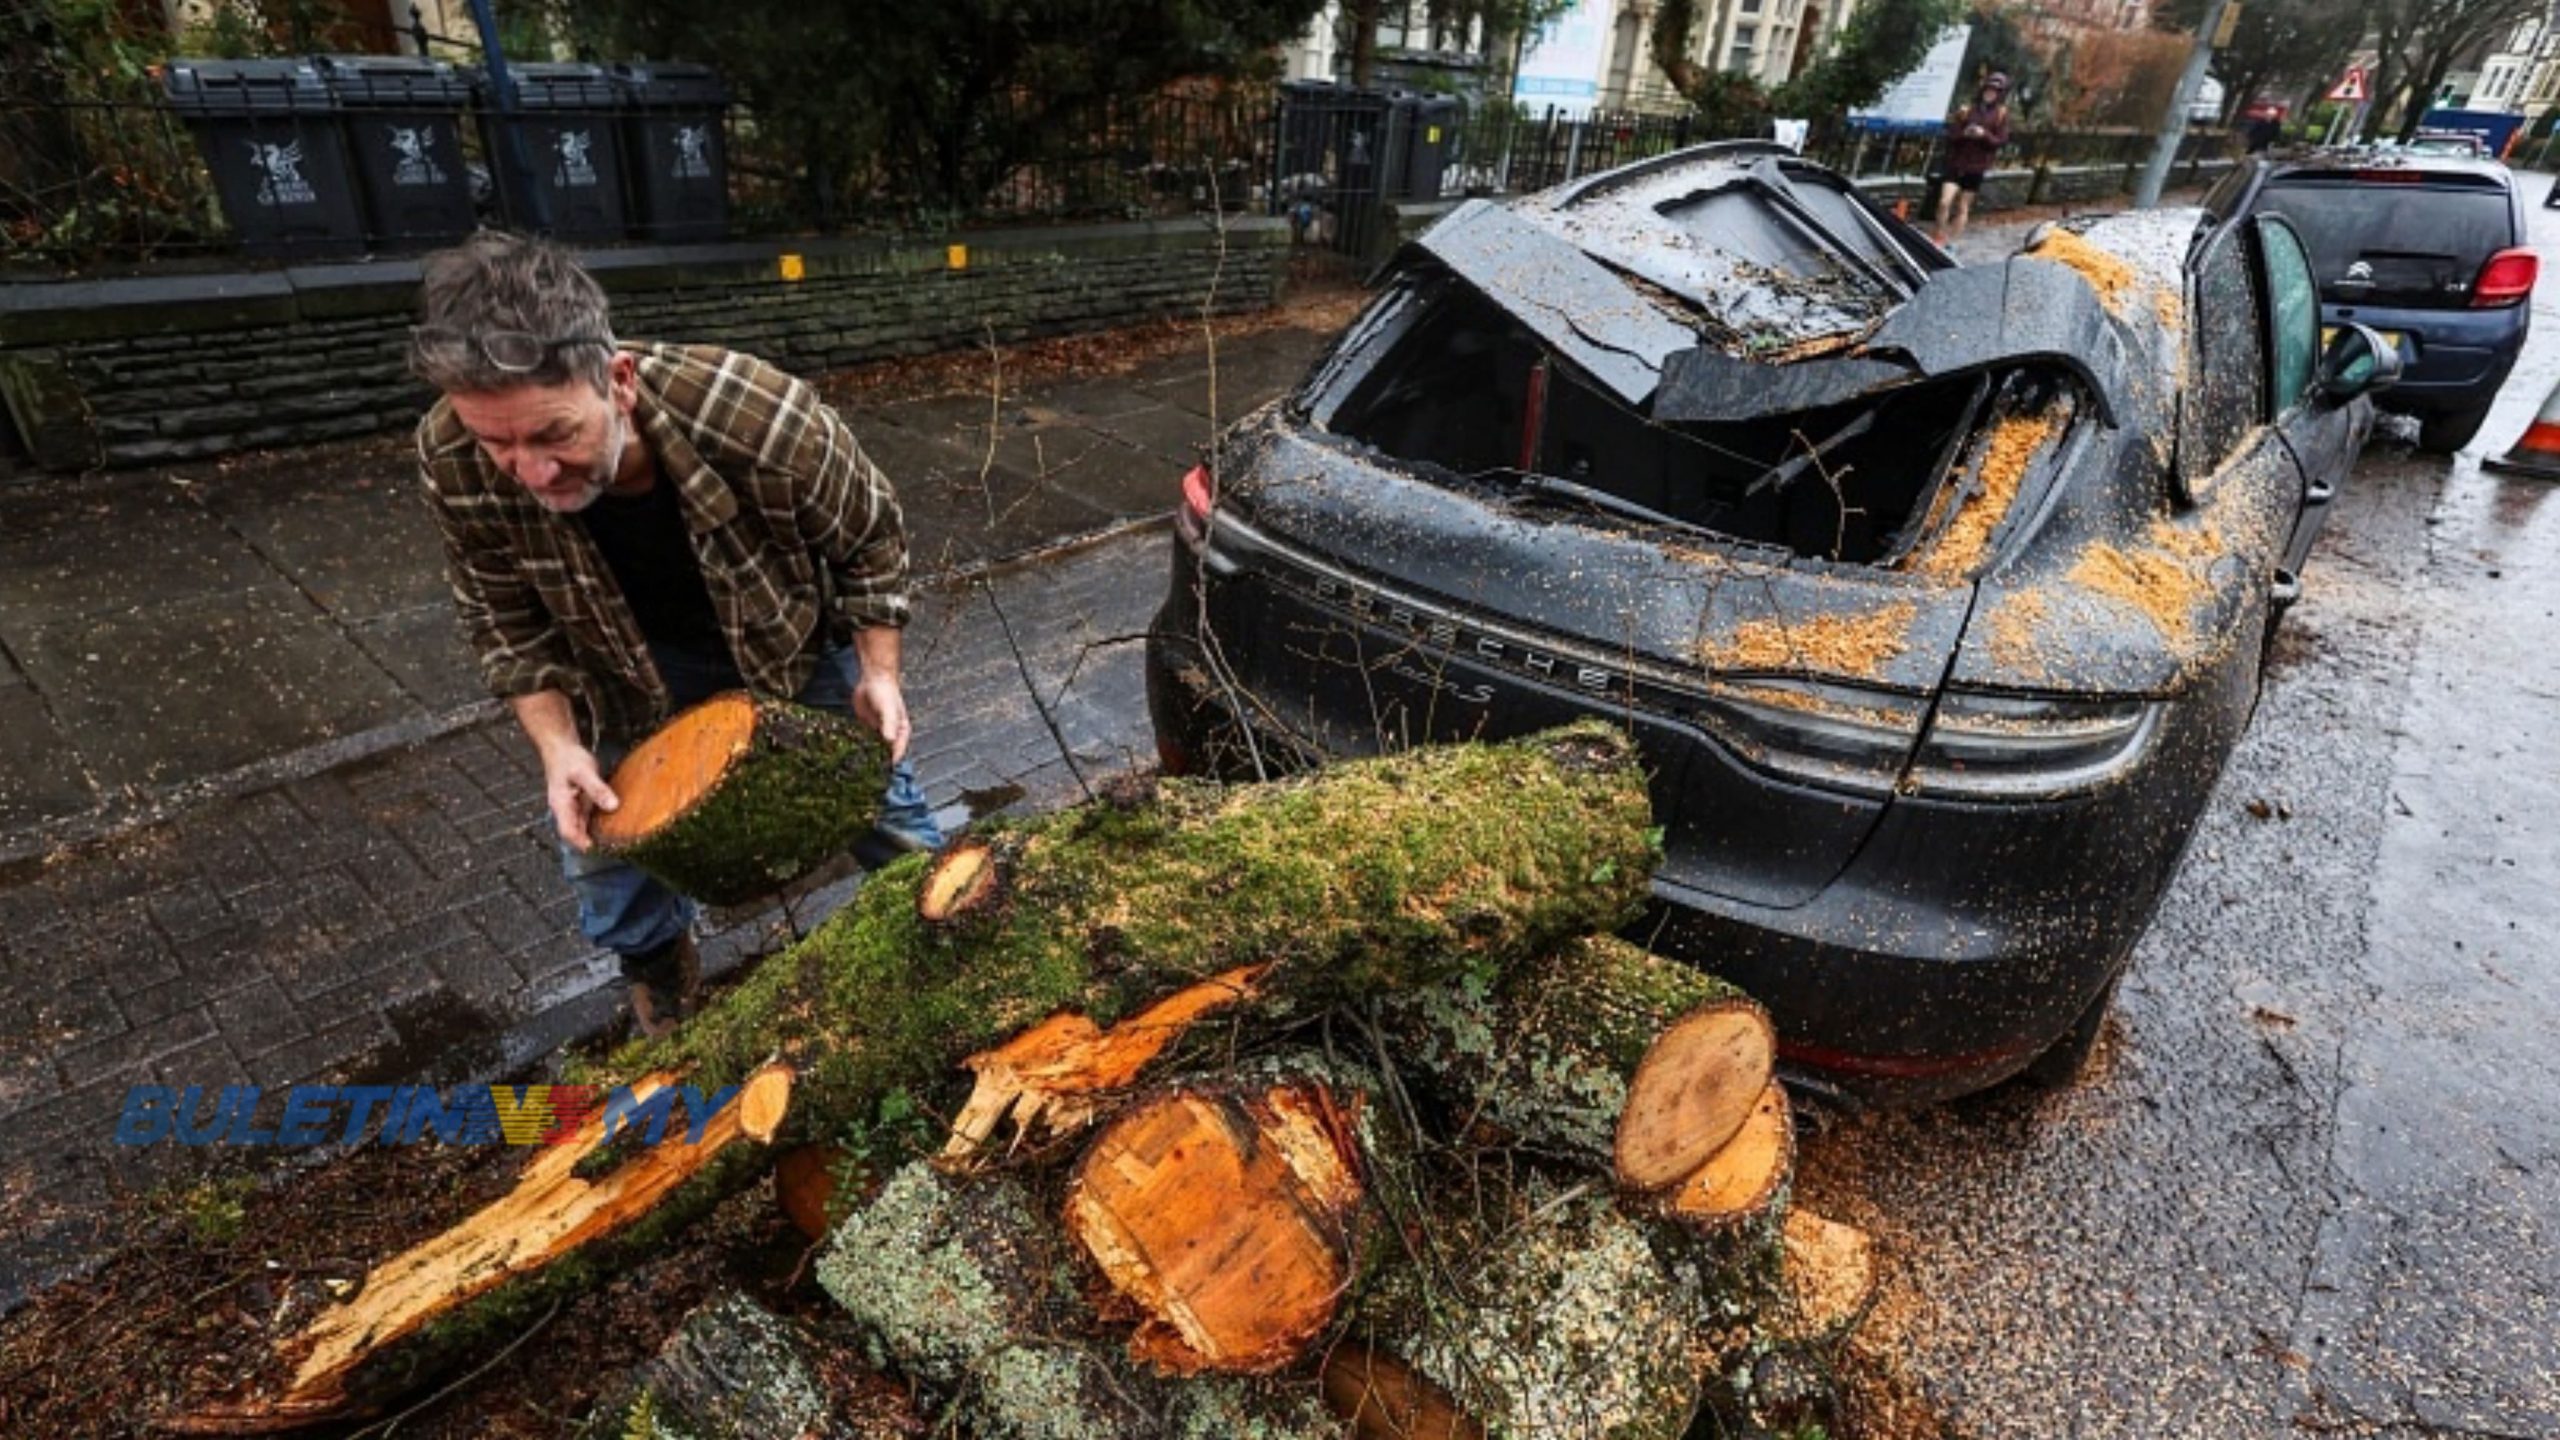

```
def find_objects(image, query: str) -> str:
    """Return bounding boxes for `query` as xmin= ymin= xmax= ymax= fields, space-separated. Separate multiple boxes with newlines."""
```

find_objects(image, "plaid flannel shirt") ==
xmin=418 ymin=342 xmax=909 ymax=745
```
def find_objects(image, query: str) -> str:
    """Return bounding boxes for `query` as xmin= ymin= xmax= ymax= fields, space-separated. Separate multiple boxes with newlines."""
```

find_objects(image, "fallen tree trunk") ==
xmin=1386 ymin=936 xmax=1773 ymax=1193
xmin=172 ymin=723 xmax=1656 ymax=1430
xmin=592 ymin=691 xmax=890 ymax=906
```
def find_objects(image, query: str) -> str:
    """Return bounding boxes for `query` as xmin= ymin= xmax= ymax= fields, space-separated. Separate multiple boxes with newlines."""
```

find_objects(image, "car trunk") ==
xmin=1216 ymin=180 xmax=2103 ymax=906
xmin=1233 ymin=291 xmax=2094 ymax=904
xmin=2253 ymin=174 xmax=2514 ymax=309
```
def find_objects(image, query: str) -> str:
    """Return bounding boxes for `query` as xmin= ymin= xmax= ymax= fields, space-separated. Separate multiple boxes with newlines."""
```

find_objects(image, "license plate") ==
xmin=2324 ymin=326 xmax=2406 ymax=353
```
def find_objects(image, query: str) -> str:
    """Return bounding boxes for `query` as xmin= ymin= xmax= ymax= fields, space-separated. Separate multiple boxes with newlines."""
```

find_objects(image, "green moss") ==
xmin=585 ymin=723 xmax=1656 ymax=1144
xmin=174 ymin=1175 xmax=257 ymax=1247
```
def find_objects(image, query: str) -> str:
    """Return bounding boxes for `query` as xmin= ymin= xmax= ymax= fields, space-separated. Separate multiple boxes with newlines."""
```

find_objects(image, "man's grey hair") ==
xmin=410 ymin=230 xmax=617 ymax=395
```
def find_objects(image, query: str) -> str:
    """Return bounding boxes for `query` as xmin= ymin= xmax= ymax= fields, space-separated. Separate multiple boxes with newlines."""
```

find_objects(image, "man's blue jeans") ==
xmin=561 ymin=643 xmax=941 ymax=960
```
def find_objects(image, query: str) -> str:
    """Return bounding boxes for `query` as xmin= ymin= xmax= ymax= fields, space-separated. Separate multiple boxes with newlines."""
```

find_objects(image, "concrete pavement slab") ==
xmin=1033 ymin=375 xmax=1170 ymax=419
xmin=192 ymin=460 xmax=449 ymax=621
xmin=0 ymin=683 xmax=95 ymax=830
xmin=347 ymin=604 xmax=483 ymax=711
xmin=12 ymin=585 xmax=414 ymax=792
xmin=858 ymin=420 xmax=1118 ymax=573
xmin=1131 ymin=329 xmax=1329 ymax=419
xmin=0 ymin=476 xmax=279 ymax=629
xmin=1079 ymin=403 xmax=1222 ymax=474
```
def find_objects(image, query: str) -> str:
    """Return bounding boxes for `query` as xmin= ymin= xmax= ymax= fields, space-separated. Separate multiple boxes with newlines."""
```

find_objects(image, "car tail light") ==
xmin=1905 ymin=691 xmax=2160 ymax=799
xmin=1703 ymin=679 xmax=1927 ymax=798
xmin=2472 ymin=248 xmax=2538 ymax=308
xmin=1175 ymin=464 xmax=1214 ymax=548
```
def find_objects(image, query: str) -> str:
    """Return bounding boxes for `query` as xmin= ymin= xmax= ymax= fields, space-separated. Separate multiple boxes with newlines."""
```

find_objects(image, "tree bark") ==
xmin=169 ymin=723 xmax=1657 ymax=1430
xmin=592 ymin=691 xmax=890 ymax=907
xmin=1348 ymin=1179 xmax=1720 ymax=1440
xmin=582 ymin=1291 xmax=922 ymax=1440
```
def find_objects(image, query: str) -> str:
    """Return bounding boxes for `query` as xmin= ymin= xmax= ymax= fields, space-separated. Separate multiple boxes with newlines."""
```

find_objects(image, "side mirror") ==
xmin=2318 ymin=322 xmax=2402 ymax=402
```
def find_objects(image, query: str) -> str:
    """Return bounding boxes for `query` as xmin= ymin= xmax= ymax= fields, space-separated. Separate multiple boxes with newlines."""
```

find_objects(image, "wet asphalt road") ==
xmin=1798 ymin=187 xmax=2560 ymax=1436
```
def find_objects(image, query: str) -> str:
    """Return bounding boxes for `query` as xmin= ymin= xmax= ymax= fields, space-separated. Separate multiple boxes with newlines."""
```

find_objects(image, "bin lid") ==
xmin=608 ymin=62 xmax=729 ymax=108
xmin=313 ymin=53 xmax=472 ymax=107
xmin=467 ymin=61 xmax=618 ymax=110
xmin=161 ymin=58 xmax=334 ymax=114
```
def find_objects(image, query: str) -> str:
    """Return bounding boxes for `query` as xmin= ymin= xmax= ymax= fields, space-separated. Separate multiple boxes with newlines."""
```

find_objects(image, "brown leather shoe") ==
xmin=628 ymin=977 xmax=681 ymax=1038
xmin=623 ymin=933 xmax=703 ymax=1037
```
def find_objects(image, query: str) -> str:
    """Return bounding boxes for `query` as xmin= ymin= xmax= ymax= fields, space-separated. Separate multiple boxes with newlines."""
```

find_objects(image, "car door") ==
xmin=2257 ymin=213 xmax=2355 ymax=577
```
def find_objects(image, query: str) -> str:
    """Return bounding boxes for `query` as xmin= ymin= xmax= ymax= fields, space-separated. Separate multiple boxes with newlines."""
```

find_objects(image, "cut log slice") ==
xmin=1384 ymin=937 xmax=1768 ymax=1187
xmin=1065 ymin=1079 xmax=1369 ymax=1375
xmin=1321 ymin=1343 xmax=1488 ymax=1440
xmin=162 ymin=1064 xmax=793 ymax=1431
xmin=1615 ymin=1002 xmax=1778 ymax=1194
xmin=593 ymin=691 xmax=890 ymax=906
xmin=918 ymin=836 xmax=1009 ymax=926
xmin=1659 ymin=1080 xmax=1794 ymax=1230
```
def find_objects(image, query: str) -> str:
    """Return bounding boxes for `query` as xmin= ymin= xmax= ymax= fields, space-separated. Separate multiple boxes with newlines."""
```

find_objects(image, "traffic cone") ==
xmin=2485 ymin=377 xmax=2560 ymax=479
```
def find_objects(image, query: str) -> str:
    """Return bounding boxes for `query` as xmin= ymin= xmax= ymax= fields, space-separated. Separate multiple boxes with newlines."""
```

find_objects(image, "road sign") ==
xmin=2328 ymin=66 xmax=2368 ymax=103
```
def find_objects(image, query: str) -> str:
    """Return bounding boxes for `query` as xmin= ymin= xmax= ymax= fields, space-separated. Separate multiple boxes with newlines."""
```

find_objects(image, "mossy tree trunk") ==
xmin=1385 ymin=935 xmax=1774 ymax=1191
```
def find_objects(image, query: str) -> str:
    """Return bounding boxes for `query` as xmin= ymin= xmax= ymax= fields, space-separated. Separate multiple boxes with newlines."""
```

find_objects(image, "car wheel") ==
xmin=2418 ymin=404 xmax=2492 ymax=455
xmin=2020 ymin=975 xmax=2120 ymax=1088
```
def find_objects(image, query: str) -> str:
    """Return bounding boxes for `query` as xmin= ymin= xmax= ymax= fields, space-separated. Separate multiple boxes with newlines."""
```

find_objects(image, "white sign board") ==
xmin=1849 ymin=25 xmax=1972 ymax=127
xmin=1513 ymin=0 xmax=1610 ymax=118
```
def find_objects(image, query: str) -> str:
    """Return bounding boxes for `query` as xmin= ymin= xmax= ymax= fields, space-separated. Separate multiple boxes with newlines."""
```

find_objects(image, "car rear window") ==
xmin=2256 ymin=179 xmax=2512 ymax=308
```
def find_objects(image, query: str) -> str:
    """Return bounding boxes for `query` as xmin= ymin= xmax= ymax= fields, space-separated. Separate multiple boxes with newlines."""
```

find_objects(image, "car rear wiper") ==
xmin=1499 ymin=471 xmax=1728 ymax=540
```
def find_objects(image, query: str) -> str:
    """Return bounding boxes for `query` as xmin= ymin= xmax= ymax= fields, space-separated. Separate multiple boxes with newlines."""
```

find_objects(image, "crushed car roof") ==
xmin=1396 ymin=143 xmax=2151 ymax=420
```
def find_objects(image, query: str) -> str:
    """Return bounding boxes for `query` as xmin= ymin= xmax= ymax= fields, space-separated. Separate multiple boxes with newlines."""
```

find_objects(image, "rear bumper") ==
xmin=1146 ymin=571 xmax=2252 ymax=1107
xmin=2332 ymin=303 xmax=2528 ymax=414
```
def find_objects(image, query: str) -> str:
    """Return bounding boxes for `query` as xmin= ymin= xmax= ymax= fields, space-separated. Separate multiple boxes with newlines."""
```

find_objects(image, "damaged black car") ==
xmin=1145 ymin=142 xmax=2399 ymax=1104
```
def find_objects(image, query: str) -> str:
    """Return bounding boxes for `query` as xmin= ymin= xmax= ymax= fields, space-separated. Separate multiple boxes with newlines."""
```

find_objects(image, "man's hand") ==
xmin=853 ymin=671 xmax=912 ymax=761
xmin=1965 ymin=123 xmax=1985 ymax=138
xmin=545 ymin=745 xmax=620 ymax=852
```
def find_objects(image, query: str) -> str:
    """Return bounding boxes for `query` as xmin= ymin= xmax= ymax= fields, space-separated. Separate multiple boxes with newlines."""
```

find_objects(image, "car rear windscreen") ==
xmin=2256 ymin=179 xmax=2512 ymax=308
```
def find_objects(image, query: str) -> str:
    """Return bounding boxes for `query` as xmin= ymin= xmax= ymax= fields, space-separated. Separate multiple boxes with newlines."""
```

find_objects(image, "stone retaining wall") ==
xmin=0 ymin=217 xmax=1289 ymax=473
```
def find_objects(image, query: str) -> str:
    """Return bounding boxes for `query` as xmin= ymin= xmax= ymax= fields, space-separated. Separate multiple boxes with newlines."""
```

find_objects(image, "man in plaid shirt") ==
xmin=410 ymin=231 xmax=941 ymax=1035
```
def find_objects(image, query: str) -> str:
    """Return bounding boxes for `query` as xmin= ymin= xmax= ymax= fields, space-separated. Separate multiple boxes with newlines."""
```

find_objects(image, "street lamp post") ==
xmin=2135 ymin=0 xmax=2234 ymax=208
